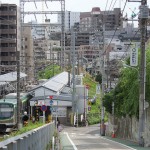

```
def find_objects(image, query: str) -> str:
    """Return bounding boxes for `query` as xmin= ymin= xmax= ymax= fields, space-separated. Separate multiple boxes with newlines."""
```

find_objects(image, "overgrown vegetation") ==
xmin=103 ymin=45 xmax=150 ymax=118
xmin=38 ymin=65 xmax=62 ymax=79
xmin=0 ymin=121 xmax=43 ymax=142
xmin=83 ymin=73 xmax=108 ymax=124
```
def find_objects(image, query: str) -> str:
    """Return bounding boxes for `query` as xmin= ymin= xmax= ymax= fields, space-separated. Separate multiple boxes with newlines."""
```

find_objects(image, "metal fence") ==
xmin=0 ymin=122 xmax=55 ymax=150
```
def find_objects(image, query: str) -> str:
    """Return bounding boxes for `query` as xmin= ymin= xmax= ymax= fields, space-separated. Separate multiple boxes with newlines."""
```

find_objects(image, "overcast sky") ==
xmin=1 ymin=0 xmax=149 ymax=25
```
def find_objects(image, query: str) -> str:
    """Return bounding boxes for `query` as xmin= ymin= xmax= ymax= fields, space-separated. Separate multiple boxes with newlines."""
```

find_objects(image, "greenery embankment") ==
xmin=83 ymin=72 xmax=107 ymax=125
xmin=0 ymin=121 xmax=43 ymax=142
xmin=103 ymin=45 xmax=150 ymax=118
xmin=38 ymin=65 xmax=62 ymax=79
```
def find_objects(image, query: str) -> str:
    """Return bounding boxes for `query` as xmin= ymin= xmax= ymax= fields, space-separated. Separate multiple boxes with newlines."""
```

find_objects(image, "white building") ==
xmin=57 ymin=11 xmax=80 ymax=31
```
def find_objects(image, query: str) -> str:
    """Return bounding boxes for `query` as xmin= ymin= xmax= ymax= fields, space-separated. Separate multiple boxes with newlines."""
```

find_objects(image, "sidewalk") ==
xmin=104 ymin=136 xmax=150 ymax=150
xmin=60 ymin=132 xmax=74 ymax=150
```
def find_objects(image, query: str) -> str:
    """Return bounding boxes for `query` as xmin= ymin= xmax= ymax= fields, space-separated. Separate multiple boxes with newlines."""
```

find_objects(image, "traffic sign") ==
xmin=88 ymin=100 xmax=91 ymax=106
xmin=50 ymin=100 xmax=54 ymax=106
xmin=49 ymin=95 xmax=53 ymax=99
xmin=40 ymin=105 xmax=47 ymax=111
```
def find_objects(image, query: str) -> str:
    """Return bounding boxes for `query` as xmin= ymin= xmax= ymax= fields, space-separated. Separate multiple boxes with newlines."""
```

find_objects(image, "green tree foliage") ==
xmin=95 ymin=74 xmax=102 ymax=84
xmin=103 ymin=46 xmax=150 ymax=118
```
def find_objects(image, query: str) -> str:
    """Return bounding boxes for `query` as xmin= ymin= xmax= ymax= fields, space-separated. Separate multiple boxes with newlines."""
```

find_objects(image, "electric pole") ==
xmin=128 ymin=0 xmax=149 ymax=146
xmin=17 ymin=51 xmax=21 ymax=129
xmin=71 ymin=27 xmax=76 ymax=114
xmin=100 ymin=24 xmax=105 ymax=136
xmin=139 ymin=0 xmax=148 ymax=147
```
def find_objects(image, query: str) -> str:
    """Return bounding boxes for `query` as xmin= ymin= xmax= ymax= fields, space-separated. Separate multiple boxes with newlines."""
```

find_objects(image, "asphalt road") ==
xmin=60 ymin=124 xmax=136 ymax=150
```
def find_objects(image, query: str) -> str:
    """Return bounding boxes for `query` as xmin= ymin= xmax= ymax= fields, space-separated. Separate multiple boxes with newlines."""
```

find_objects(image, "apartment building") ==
xmin=22 ymin=25 xmax=34 ymax=83
xmin=0 ymin=4 xmax=20 ymax=74
xmin=57 ymin=11 xmax=80 ymax=31
xmin=80 ymin=7 xmax=122 ymax=32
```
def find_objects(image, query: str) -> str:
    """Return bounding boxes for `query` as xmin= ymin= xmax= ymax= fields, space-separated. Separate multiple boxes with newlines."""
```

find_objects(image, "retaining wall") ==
xmin=0 ymin=122 xmax=55 ymax=150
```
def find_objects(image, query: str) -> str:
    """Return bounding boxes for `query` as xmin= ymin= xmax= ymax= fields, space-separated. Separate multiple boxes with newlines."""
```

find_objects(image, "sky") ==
xmin=0 ymin=0 xmax=149 ymax=25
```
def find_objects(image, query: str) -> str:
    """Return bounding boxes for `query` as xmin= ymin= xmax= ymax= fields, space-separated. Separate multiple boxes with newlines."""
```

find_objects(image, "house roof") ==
xmin=30 ymin=71 xmax=70 ymax=93
xmin=0 ymin=72 xmax=27 ymax=82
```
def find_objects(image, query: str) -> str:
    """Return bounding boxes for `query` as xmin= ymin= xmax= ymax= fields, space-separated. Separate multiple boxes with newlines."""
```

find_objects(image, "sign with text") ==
xmin=130 ymin=43 xmax=138 ymax=66
xmin=52 ymin=107 xmax=66 ymax=117
xmin=96 ymin=84 xmax=101 ymax=94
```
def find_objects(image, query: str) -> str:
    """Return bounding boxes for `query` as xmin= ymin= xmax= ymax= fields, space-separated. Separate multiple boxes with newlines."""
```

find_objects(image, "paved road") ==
xmin=60 ymin=124 xmax=150 ymax=150
xmin=60 ymin=124 xmax=137 ymax=150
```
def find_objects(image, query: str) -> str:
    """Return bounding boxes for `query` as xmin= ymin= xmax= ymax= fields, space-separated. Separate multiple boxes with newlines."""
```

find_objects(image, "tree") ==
xmin=95 ymin=74 xmax=102 ymax=84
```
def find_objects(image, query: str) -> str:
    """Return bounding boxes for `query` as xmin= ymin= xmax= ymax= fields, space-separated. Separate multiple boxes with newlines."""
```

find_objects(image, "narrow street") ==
xmin=60 ymin=125 xmax=150 ymax=150
xmin=60 ymin=124 xmax=137 ymax=150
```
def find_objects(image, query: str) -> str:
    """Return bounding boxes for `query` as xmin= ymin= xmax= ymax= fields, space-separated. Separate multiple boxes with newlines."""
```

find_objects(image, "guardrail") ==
xmin=0 ymin=122 xmax=55 ymax=150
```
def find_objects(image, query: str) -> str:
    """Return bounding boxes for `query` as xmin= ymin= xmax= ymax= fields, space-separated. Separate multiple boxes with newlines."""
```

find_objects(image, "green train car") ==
xmin=0 ymin=93 xmax=32 ymax=132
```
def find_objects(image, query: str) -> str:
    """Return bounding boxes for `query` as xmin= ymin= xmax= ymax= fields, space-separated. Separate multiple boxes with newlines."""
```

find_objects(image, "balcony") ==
xmin=1 ymin=47 xmax=16 ymax=52
xmin=1 ymin=20 xmax=16 ymax=24
xmin=1 ymin=39 xmax=16 ymax=43
xmin=0 ymin=11 xmax=17 ymax=16
xmin=1 ymin=29 xmax=16 ymax=34
xmin=1 ymin=56 xmax=16 ymax=61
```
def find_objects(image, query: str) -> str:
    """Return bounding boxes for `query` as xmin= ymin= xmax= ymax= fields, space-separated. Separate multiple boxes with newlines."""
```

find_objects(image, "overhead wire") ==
xmin=102 ymin=0 xmax=128 ymax=56
xmin=105 ymin=0 xmax=109 ymax=11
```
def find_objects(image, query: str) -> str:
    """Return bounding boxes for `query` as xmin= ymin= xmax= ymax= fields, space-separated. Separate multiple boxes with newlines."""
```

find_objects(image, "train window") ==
xmin=0 ymin=112 xmax=13 ymax=119
xmin=0 ymin=105 xmax=13 ymax=119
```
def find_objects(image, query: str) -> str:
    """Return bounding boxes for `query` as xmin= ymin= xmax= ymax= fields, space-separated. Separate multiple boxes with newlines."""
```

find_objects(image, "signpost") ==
xmin=40 ymin=105 xmax=47 ymax=112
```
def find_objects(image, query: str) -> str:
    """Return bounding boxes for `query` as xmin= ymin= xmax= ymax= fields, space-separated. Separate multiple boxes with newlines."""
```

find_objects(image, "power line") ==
xmin=111 ymin=0 xmax=118 ymax=11
xmin=105 ymin=0 xmax=109 ymax=11
xmin=101 ymin=0 xmax=128 ymax=56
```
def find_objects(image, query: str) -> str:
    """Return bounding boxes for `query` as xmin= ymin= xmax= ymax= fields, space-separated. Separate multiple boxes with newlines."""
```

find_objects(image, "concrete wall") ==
xmin=106 ymin=108 xmax=150 ymax=147
xmin=0 ymin=122 xmax=55 ymax=150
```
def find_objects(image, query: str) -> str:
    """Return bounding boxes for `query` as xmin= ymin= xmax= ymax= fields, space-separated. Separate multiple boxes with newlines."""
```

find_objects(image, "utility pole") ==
xmin=71 ymin=27 xmax=76 ymax=114
xmin=100 ymin=24 xmax=105 ymax=136
xmin=17 ymin=51 xmax=21 ymax=129
xmin=139 ymin=0 xmax=148 ymax=147
xmin=128 ymin=0 xmax=148 ymax=147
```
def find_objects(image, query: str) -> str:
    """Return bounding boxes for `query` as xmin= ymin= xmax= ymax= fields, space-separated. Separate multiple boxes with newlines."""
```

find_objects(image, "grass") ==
xmin=0 ymin=121 xmax=43 ymax=142
xmin=83 ymin=72 xmax=108 ymax=125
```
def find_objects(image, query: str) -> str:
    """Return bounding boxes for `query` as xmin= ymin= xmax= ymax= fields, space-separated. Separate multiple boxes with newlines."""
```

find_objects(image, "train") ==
xmin=0 ymin=92 xmax=32 ymax=133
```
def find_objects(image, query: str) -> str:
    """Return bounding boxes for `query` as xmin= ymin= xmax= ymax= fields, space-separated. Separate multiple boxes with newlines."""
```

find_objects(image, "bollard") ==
xmin=112 ymin=131 xmax=116 ymax=138
xmin=52 ymin=136 xmax=55 ymax=150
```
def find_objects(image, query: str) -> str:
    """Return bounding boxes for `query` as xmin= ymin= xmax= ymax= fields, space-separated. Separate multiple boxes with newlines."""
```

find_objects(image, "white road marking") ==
xmin=100 ymin=136 xmax=136 ymax=150
xmin=64 ymin=132 xmax=78 ymax=150
xmin=71 ymin=133 xmax=76 ymax=135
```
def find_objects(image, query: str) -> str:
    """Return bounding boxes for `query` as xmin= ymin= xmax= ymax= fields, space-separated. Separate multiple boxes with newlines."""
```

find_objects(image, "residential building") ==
xmin=57 ymin=11 xmax=80 ymax=31
xmin=0 ymin=4 xmax=20 ymax=74
xmin=22 ymin=25 xmax=34 ymax=83
xmin=80 ymin=7 xmax=122 ymax=32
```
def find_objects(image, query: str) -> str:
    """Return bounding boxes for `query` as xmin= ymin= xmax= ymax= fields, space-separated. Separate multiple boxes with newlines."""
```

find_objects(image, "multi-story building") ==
xmin=80 ymin=7 xmax=122 ymax=32
xmin=57 ymin=11 xmax=80 ymax=31
xmin=22 ymin=25 xmax=34 ymax=83
xmin=31 ymin=21 xmax=61 ymax=39
xmin=0 ymin=4 xmax=20 ymax=74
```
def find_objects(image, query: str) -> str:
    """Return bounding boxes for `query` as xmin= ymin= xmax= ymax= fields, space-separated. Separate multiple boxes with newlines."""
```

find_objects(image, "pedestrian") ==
xmin=57 ymin=118 xmax=60 ymax=128
xmin=22 ymin=111 xmax=29 ymax=126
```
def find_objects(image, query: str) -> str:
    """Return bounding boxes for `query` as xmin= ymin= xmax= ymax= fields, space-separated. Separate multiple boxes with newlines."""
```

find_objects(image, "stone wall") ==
xmin=106 ymin=107 xmax=150 ymax=147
